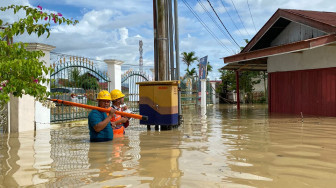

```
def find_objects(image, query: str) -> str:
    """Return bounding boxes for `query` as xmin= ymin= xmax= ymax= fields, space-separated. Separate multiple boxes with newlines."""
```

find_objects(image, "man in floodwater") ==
xmin=110 ymin=89 xmax=130 ymax=135
xmin=88 ymin=90 xmax=116 ymax=142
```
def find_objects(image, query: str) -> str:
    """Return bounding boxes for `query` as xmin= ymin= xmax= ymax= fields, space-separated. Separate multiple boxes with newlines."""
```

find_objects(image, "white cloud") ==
xmin=3 ymin=0 xmax=336 ymax=80
xmin=119 ymin=27 xmax=128 ymax=45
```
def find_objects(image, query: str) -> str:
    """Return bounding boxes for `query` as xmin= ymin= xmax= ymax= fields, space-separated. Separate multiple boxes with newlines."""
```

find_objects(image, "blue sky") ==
xmin=1 ymin=0 xmax=336 ymax=80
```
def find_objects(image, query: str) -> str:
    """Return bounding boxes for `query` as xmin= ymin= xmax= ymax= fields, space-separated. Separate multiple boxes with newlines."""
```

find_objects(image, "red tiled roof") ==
xmin=222 ymin=9 xmax=336 ymax=69
xmin=282 ymin=9 xmax=336 ymax=27
xmin=241 ymin=9 xmax=336 ymax=53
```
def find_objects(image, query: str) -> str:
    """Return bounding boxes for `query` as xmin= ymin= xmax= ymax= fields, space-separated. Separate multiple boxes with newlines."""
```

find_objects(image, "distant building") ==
xmin=222 ymin=9 xmax=336 ymax=116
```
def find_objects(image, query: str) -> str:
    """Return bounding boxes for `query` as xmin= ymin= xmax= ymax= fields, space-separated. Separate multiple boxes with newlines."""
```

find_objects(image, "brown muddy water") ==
xmin=1 ymin=104 xmax=336 ymax=187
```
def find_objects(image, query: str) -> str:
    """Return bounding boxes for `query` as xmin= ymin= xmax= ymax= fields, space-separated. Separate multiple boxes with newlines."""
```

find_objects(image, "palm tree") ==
xmin=206 ymin=63 xmax=213 ymax=76
xmin=185 ymin=68 xmax=197 ymax=77
xmin=181 ymin=51 xmax=198 ymax=71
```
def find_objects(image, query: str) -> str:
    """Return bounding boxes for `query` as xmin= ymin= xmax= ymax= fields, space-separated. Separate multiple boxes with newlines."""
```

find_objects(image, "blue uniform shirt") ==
xmin=88 ymin=110 xmax=113 ymax=142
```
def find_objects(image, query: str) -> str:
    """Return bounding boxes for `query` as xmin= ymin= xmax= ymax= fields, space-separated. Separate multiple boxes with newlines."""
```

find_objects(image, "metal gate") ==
xmin=180 ymin=75 xmax=198 ymax=106
xmin=180 ymin=75 xmax=214 ymax=106
xmin=50 ymin=56 xmax=110 ymax=122
xmin=121 ymin=70 xmax=149 ymax=112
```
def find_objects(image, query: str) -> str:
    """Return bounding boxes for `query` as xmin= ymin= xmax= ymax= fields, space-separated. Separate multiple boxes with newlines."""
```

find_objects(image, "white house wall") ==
xmin=268 ymin=45 xmax=336 ymax=73
xmin=271 ymin=21 xmax=326 ymax=47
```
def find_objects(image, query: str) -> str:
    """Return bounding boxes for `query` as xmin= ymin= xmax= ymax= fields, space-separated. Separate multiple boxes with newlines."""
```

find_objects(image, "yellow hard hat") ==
xmin=110 ymin=89 xmax=125 ymax=101
xmin=97 ymin=90 xmax=112 ymax=100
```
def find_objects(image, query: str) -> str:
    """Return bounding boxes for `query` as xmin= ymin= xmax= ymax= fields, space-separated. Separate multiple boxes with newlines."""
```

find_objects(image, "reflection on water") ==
xmin=1 ymin=104 xmax=336 ymax=187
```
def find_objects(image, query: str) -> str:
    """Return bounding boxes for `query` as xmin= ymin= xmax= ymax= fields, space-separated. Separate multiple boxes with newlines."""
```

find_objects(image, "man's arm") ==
xmin=93 ymin=108 xmax=116 ymax=132
xmin=113 ymin=117 xmax=128 ymax=126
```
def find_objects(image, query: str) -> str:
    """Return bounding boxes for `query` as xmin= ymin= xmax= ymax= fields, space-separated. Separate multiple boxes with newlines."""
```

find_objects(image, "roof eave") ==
xmin=224 ymin=34 xmax=336 ymax=64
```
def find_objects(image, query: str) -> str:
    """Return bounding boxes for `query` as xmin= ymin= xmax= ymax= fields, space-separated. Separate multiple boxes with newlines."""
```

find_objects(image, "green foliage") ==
xmin=185 ymin=67 xmax=196 ymax=77
xmin=218 ymin=69 xmax=235 ymax=91
xmin=181 ymin=51 xmax=198 ymax=71
xmin=66 ymin=69 xmax=99 ymax=90
xmin=218 ymin=69 xmax=264 ymax=103
xmin=0 ymin=5 xmax=78 ymax=104
xmin=81 ymin=75 xmax=99 ymax=90
xmin=69 ymin=68 xmax=81 ymax=86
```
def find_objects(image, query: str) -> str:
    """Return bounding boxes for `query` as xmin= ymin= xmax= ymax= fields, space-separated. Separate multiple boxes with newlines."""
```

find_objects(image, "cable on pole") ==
xmin=246 ymin=0 xmax=257 ymax=32
xmin=182 ymin=0 xmax=232 ymax=54
xmin=206 ymin=0 xmax=240 ymax=47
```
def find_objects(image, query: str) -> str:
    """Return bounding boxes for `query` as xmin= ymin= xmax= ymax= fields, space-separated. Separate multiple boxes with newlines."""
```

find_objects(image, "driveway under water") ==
xmin=1 ymin=104 xmax=336 ymax=187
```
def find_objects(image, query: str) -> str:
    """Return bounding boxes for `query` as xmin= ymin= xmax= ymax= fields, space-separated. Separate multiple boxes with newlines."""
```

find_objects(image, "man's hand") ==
xmin=111 ymin=122 xmax=116 ymax=129
xmin=121 ymin=106 xmax=128 ymax=111
xmin=120 ymin=117 xmax=128 ymax=124
xmin=108 ymin=108 xmax=116 ymax=118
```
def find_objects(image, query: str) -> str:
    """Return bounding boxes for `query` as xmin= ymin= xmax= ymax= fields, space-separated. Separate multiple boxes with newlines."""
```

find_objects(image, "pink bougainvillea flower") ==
xmin=37 ymin=5 xmax=42 ymax=10
xmin=34 ymin=79 xmax=39 ymax=83
xmin=45 ymin=17 xmax=48 ymax=20
xmin=52 ymin=17 xmax=56 ymax=23
xmin=0 ymin=87 xmax=2 ymax=91
xmin=57 ymin=13 xmax=63 ymax=17
xmin=2 ymin=83 xmax=6 ymax=87
xmin=40 ymin=11 xmax=42 ymax=14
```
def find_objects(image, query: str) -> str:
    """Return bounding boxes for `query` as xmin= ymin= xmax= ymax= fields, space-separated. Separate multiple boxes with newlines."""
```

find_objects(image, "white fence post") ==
xmin=28 ymin=43 xmax=55 ymax=130
xmin=201 ymin=79 xmax=206 ymax=107
xmin=104 ymin=59 xmax=124 ymax=91
xmin=9 ymin=43 xmax=55 ymax=132
xmin=210 ymin=82 xmax=216 ymax=104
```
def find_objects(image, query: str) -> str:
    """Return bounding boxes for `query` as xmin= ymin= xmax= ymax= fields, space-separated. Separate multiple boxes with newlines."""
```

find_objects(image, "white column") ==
xmin=200 ymin=79 xmax=206 ymax=107
xmin=210 ymin=82 xmax=216 ymax=104
xmin=10 ymin=94 xmax=35 ymax=132
xmin=26 ymin=43 xmax=56 ymax=130
xmin=104 ymin=59 xmax=124 ymax=91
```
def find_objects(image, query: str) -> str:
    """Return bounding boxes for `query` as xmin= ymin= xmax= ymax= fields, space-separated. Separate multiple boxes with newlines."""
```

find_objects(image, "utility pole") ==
xmin=174 ymin=0 xmax=182 ymax=121
xmin=168 ymin=0 xmax=175 ymax=80
xmin=154 ymin=0 xmax=168 ymax=81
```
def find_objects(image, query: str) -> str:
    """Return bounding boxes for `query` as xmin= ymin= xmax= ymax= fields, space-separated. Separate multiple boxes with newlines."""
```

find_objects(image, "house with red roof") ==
xmin=222 ymin=9 xmax=336 ymax=116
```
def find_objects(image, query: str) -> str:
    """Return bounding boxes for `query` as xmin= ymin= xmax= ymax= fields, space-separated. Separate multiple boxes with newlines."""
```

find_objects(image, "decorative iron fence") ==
xmin=50 ymin=56 xmax=110 ymax=123
xmin=0 ymin=103 xmax=8 ymax=133
xmin=121 ymin=70 xmax=150 ymax=113
xmin=180 ymin=75 xmax=198 ymax=106
xmin=180 ymin=75 xmax=214 ymax=107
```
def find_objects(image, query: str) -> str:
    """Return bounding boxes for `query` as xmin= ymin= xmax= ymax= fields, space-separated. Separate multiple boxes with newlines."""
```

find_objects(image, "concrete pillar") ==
xmin=104 ymin=59 xmax=124 ymax=91
xmin=201 ymin=79 xmax=206 ymax=107
xmin=26 ymin=43 xmax=55 ymax=130
xmin=210 ymin=82 xmax=216 ymax=104
xmin=10 ymin=95 xmax=35 ymax=132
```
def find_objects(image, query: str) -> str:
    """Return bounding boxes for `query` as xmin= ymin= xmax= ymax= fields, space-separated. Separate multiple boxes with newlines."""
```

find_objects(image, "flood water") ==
xmin=1 ymin=104 xmax=336 ymax=187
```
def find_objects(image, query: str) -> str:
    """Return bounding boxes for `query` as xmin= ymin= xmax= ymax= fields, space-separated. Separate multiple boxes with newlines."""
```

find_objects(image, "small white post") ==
xmin=210 ymin=82 xmax=216 ymax=104
xmin=104 ymin=59 xmax=124 ymax=91
xmin=201 ymin=79 xmax=206 ymax=107
xmin=27 ymin=43 xmax=55 ymax=130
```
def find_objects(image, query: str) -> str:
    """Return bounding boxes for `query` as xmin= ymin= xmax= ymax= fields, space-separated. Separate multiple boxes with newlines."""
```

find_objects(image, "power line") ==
xmin=246 ymin=0 xmax=256 ymax=32
xmin=181 ymin=0 xmax=232 ymax=54
xmin=206 ymin=0 xmax=240 ymax=47
xmin=220 ymin=0 xmax=244 ymax=38
xmin=196 ymin=0 xmax=238 ymax=50
xmin=229 ymin=0 xmax=251 ymax=37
